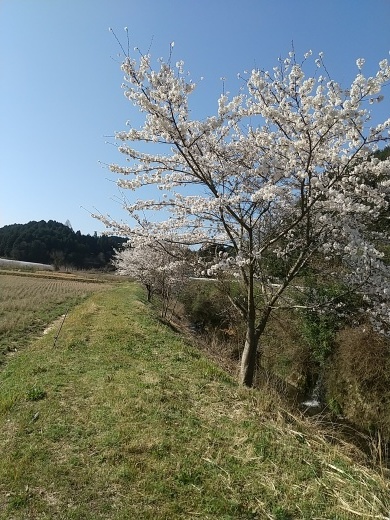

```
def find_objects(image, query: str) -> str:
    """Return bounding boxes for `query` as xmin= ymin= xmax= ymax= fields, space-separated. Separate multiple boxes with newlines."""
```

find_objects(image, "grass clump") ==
xmin=0 ymin=283 xmax=389 ymax=519
xmin=25 ymin=386 xmax=47 ymax=402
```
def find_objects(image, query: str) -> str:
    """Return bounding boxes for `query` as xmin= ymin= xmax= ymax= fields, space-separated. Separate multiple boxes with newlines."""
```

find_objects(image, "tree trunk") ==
xmin=239 ymin=254 xmax=259 ymax=387
xmin=239 ymin=306 xmax=272 ymax=387
xmin=239 ymin=231 xmax=273 ymax=387
xmin=239 ymin=322 xmax=259 ymax=386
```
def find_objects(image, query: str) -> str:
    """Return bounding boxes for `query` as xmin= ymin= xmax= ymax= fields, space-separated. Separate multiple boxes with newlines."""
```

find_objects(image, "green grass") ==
xmin=0 ymin=282 xmax=389 ymax=519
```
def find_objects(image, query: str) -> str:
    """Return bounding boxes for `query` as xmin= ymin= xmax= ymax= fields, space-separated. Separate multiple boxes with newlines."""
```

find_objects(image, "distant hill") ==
xmin=0 ymin=220 xmax=126 ymax=269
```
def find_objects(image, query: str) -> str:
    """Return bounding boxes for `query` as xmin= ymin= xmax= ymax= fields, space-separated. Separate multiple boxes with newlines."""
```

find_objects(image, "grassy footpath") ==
xmin=0 ymin=271 xmax=111 ymax=357
xmin=0 ymin=283 xmax=389 ymax=519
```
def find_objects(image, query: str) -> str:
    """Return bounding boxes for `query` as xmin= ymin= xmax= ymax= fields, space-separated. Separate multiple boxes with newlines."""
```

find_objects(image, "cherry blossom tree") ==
xmin=112 ymin=241 xmax=189 ymax=317
xmin=97 ymin=43 xmax=390 ymax=386
xmin=113 ymin=242 xmax=162 ymax=302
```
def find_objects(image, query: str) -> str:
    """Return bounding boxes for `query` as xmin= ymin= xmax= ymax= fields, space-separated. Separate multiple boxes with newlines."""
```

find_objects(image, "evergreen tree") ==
xmin=0 ymin=220 xmax=125 ymax=269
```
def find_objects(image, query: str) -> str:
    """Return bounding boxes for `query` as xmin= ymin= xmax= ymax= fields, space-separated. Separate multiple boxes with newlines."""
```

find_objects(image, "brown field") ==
xmin=0 ymin=270 xmax=114 ymax=358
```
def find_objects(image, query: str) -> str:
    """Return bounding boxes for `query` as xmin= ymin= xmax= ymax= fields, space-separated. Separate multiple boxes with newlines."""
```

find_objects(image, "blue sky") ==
xmin=1 ymin=0 xmax=390 ymax=235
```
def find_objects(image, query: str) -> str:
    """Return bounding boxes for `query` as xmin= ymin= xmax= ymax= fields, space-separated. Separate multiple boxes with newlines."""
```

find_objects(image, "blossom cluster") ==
xmin=97 ymin=47 xmax=390 ymax=336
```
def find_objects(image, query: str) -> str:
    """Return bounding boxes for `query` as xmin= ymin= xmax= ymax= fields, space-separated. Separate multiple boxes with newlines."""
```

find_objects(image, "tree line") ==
xmin=0 ymin=220 xmax=125 ymax=269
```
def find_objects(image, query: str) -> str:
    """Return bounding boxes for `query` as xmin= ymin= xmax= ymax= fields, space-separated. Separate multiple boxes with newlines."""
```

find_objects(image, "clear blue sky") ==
xmin=1 ymin=0 xmax=390 ymax=235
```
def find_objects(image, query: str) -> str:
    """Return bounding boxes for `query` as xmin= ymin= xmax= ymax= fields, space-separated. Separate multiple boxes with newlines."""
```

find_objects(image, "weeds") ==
xmin=26 ymin=387 xmax=46 ymax=402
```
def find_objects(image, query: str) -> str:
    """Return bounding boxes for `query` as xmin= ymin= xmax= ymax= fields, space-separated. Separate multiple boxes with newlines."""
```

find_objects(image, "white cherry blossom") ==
xmin=97 ymin=49 xmax=390 ymax=386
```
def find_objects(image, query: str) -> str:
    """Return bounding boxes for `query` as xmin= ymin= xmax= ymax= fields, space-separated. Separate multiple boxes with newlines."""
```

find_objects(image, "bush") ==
xmin=325 ymin=324 xmax=390 ymax=440
xmin=299 ymin=281 xmax=363 ymax=366
xmin=179 ymin=281 xmax=233 ymax=330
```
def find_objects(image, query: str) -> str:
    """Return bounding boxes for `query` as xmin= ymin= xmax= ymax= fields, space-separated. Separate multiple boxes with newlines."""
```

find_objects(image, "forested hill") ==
xmin=0 ymin=220 xmax=126 ymax=269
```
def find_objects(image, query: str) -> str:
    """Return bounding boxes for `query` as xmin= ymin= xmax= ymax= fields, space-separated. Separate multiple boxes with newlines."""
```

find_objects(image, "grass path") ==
xmin=0 ymin=283 xmax=389 ymax=519
xmin=0 ymin=271 xmax=111 ymax=357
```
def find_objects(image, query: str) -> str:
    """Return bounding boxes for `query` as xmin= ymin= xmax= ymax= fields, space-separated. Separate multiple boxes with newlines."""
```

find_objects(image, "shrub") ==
xmin=299 ymin=280 xmax=363 ymax=366
xmin=179 ymin=280 xmax=233 ymax=331
xmin=325 ymin=324 xmax=390 ymax=441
